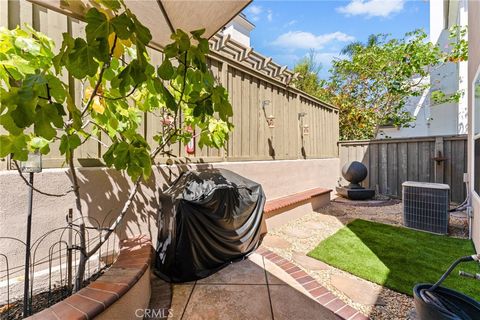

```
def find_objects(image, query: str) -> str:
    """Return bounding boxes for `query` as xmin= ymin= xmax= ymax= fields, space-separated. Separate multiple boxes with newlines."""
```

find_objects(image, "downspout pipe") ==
xmin=449 ymin=177 xmax=473 ymax=239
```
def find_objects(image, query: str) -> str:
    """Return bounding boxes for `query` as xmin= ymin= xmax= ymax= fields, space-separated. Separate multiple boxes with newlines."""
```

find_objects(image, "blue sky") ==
xmin=242 ymin=0 xmax=429 ymax=78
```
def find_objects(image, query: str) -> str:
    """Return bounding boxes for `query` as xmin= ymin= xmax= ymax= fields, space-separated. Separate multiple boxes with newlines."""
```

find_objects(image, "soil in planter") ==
xmin=0 ymin=266 xmax=110 ymax=320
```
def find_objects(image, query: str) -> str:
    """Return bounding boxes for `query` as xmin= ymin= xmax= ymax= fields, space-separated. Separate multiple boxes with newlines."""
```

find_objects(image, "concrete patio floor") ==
xmin=149 ymin=250 xmax=366 ymax=320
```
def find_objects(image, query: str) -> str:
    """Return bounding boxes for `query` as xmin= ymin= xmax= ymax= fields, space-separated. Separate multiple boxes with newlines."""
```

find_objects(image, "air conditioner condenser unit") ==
xmin=402 ymin=181 xmax=450 ymax=235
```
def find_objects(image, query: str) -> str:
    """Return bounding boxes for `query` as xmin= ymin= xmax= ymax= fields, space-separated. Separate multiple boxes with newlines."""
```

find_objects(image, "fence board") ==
xmin=339 ymin=135 xmax=467 ymax=203
xmin=398 ymin=142 xmax=408 ymax=194
xmin=369 ymin=144 xmax=379 ymax=190
xmin=388 ymin=143 xmax=398 ymax=196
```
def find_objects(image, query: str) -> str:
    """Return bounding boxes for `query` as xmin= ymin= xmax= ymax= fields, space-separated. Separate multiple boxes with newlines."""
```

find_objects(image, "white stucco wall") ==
xmin=468 ymin=0 xmax=480 ymax=250
xmin=377 ymin=78 xmax=431 ymax=139
xmin=222 ymin=15 xmax=254 ymax=47
xmin=378 ymin=0 xmax=468 ymax=139
xmin=223 ymin=23 xmax=251 ymax=47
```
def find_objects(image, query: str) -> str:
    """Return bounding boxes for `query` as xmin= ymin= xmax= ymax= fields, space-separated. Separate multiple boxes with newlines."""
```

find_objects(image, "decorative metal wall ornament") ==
xmin=261 ymin=100 xmax=275 ymax=129
xmin=266 ymin=115 xmax=275 ymax=128
xmin=298 ymin=112 xmax=308 ymax=137
xmin=302 ymin=124 xmax=310 ymax=136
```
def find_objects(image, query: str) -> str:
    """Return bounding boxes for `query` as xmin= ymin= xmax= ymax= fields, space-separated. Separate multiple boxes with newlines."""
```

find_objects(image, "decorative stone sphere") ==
xmin=342 ymin=161 xmax=368 ymax=184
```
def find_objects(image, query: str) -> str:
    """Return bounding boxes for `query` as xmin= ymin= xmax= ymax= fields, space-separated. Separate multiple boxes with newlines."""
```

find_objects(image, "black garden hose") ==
xmin=429 ymin=255 xmax=475 ymax=291
xmin=416 ymin=254 xmax=480 ymax=320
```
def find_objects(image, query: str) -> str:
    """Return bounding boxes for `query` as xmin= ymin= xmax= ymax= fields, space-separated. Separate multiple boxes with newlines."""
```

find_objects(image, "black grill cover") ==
xmin=155 ymin=169 xmax=266 ymax=282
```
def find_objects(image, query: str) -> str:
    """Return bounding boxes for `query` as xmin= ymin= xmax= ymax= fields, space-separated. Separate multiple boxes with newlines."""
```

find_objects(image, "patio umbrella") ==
xmin=27 ymin=0 xmax=252 ymax=50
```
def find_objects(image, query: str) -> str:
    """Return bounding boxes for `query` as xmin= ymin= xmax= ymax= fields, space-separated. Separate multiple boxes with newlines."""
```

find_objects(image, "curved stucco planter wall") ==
xmin=25 ymin=236 xmax=152 ymax=320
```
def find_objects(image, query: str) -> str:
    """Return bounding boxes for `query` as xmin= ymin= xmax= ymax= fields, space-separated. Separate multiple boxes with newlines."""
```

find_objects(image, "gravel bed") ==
xmin=266 ymin=199 xmax=469 ymax=320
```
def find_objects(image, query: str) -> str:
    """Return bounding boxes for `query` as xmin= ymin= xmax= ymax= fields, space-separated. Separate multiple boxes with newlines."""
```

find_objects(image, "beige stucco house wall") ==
xmin=468 ymin=0 xmax=480 ymax=250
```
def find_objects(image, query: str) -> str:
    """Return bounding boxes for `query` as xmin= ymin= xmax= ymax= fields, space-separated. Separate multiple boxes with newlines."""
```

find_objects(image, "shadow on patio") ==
xmin=147 ymin=252 xmax=353 ymax=320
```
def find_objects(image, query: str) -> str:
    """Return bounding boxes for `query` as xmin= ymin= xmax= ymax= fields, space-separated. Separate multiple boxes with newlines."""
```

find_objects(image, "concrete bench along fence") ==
xmin=264 ymin=187 xmax=332 ymax=229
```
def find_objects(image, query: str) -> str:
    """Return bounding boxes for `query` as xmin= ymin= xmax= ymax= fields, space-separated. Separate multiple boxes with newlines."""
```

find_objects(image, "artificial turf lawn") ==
xmin=308 ymin=219 xmax=480 ymax=300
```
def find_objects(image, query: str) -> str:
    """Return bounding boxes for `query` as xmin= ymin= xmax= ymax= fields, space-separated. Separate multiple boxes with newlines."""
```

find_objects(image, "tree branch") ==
xmin=13 ymin=160 xmax=73 ymax=197
xmin=86 ymin=126 xmax=177 ymax=258
xmin=96 ymin=84 xmax=138 ymax=101
xmin=80 ymin=133 xmax=109 ymax=148
xmin=80 ymin=35 xmax=118 ymax=118
xmin=85 ymin=50 xmax=188 ymax=263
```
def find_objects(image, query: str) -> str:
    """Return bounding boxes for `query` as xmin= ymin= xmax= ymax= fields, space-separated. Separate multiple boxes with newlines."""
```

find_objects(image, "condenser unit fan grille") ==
xmin=402 ymin=181 xmax=450 ymax=234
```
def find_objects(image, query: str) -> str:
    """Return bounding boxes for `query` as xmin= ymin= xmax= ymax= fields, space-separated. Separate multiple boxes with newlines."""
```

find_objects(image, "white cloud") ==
xmin=337 ymin=0 xmax=405 ymax=18
xmin=267 ymin=10 xmax=273 ymax=22
xmin=247 ymin=4 xmax=263 ymax=15
xmin=271 ymin=31 xmax=355 ymax=50
xmin=246 ymin=5 xmax=271 ymax=22
xmin=284 ymin=20 xmax=297 ymax=27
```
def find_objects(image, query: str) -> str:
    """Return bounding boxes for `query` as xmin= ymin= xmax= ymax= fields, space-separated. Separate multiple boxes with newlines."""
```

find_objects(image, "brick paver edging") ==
xmin=256 ymin=246 xmax=369 ymax=320
xmin=27 ymin=235 xmax=153 ymax=320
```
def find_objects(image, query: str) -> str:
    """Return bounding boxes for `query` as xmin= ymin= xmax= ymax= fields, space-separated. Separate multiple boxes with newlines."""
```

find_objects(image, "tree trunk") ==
xmin=67 ymin=151 xmax=87 ymax=292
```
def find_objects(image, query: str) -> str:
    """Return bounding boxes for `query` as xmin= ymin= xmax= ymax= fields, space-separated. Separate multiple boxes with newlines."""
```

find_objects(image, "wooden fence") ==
xmin=339 ymin=135 xmax=468 ymax=203
xmin=0 ymin=1 xmax=339 ymax=170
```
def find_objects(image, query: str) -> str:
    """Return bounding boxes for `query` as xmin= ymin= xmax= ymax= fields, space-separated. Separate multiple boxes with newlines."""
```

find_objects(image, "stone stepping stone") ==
xmin=292 ymin=252 xmax=330 ymax=271
xmin=304 ymin=221 xmax=325 ymax=230
xmin=331 ymin=274 xmax=385 ymax=306
xmin=262 ymin=235 xmax=291 ymax=249
xmin=284 ymin=228 xmax=311 ymax=239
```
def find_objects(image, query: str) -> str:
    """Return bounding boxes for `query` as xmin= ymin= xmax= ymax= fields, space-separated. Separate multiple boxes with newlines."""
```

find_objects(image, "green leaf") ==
xmin=66 ymin=38 xmax=100 ymax=78
xmin=131 ymin=13 xmax=152 ymax=45
xmin=157 ymin=59 xmax=174 ymax=80
xmin=92 ymin=37 xmax=110 ymax=63
xmin=0 ymin=136 xmax=12 ymax=158
xmin=85 ymin=8 xmax=111 ymax=44
xmin=173 ymin=29 xmax=190 ymax=51
xmin=115 ymin=64 xmax=132 ymax=94
xmin=159 ymin=84 xmax=177 ymax=112
xmin=34 ymin=103 xmax=65 ymax=139
xmin=46 ymin=75 xmax=67 ymax=103
xmin=11 ymin=88 xmax=37 ymax=128
xmin=96 ymin=0 xmax=122 ymax=11
xmin=190 ymin=29 xmax=205 ymax=39
xmin=0 ymin=113 xmax=22 ymax=135
xmin=111 ymin=13 xmax=134 ymax=39
xmin=59 ymin=133 xmax=81 ymax=160
xmin=53 ymin=33 xmax=75 ymax=74
xmin=0 ymin=134 xmax=28 ymax=160
xmin=197 ymin=38 xmax=209 ymax=54
xmin=129 ymin=59 xmax=148 ymax=84
xmin=163 ymin=43 xmax=178 ymax=58
xmin=66 ymin=93 xmax=82 ymax=130
xmin=30 ymin=136 xmax=51 ymax=154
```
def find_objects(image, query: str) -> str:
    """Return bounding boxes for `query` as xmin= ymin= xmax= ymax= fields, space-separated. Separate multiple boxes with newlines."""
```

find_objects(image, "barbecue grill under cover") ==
xmin=155 ymin=169 xmax=266 ymax=282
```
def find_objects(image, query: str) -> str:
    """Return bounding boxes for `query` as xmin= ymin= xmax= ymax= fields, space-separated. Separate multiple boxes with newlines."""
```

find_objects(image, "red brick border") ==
xmin=28 ymin=235 xmax=152 ymax=320
xmin=257 ymin=247 xmax=369 ymax=320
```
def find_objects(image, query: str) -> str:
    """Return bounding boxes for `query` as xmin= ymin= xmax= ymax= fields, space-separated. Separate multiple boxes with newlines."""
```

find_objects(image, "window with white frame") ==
xmin=474 ymin=74 xmax=480 ymax=195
